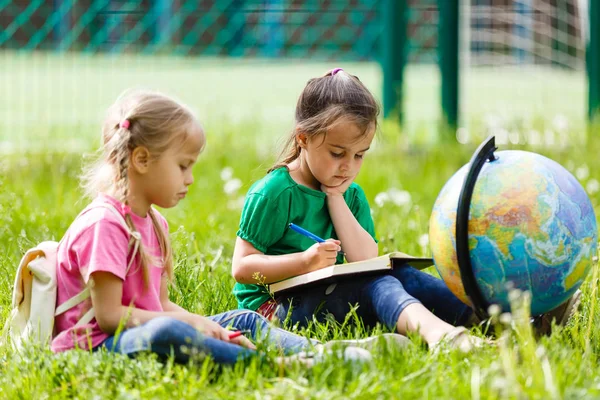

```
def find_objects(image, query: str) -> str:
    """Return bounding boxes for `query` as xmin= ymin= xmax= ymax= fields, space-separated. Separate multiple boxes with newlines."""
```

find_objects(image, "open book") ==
xmin=269 ymin=252 xmax=433 ymax=295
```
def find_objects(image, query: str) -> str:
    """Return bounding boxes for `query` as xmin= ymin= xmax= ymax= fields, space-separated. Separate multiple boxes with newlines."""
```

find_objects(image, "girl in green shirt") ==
xmin=231 ymin=68 xmax=483 ymax=352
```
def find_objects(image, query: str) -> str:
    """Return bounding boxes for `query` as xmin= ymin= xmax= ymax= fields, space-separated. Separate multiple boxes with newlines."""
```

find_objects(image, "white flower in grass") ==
xmin=418 ymin=233 xmax=429 ymax=248
xmin=375 ymin=188 xmax=412 ymax=208
xmin=552 ymin=114 xmax=569 ymax=132
xmin=484 ymin=113 xmax=503 ymax=130
xmin=499 ymin=312 xmax=512 ymax=325
xmin=586 ymin=179 xmax=599 ymax=195
xmin=527 ymin=129 xmax=542 ymax=146
xmin=544 ymin=129 xmax=556 ymax=147
xmin=456 ymin=128 xmax=470 ymax=144
xmin=374 ymin=192 xmax=390 ymax=208
xmin=495 ymin=129 xmax=509 ymax=145
xmin=227 ymin=196 xmax=245 ymax=210
xmin=487 ymin=304 xmax=502 ymax=318
xmin=407 ymin=220 xmax=417 ymax=230
xmin=223 ymin=178 xmax=242 ymax=195
xmin=389 ymin=189 xmax=411 ymax=207
xmin=576 ymin=165 xmax=589 ymax=181
xmin=220 ymin=167 xmax=234 ymax=181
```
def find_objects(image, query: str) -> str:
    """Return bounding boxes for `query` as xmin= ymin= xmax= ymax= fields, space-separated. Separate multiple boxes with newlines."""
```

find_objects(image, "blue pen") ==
xmin=289 ymin=223 xmax=345 ymax=256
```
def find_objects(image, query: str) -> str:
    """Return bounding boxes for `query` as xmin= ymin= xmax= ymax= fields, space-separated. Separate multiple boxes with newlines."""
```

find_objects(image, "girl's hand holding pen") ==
xmin=289 ymin=223 xmax=345 ymax=257
xmin=302 ymin=239 xmax=342 ymax=271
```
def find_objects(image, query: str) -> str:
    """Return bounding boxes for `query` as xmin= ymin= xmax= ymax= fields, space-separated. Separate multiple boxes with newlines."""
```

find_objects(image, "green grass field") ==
xmin=1 ymin=51 xmax=589 ymax=149
xmin=0 ymin=51 xmax=599 ymax=399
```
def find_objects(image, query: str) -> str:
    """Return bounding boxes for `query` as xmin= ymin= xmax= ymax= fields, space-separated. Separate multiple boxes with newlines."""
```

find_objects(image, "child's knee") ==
xmin=243 ymin=310 xmax=269 ymax=328
xmin=142 ymin=316 xmax=194 ymax=339
xmin=371 ymin=274 xmax=402 ymax=292
xmin=227 ymin=309 xmax=268 ymax=324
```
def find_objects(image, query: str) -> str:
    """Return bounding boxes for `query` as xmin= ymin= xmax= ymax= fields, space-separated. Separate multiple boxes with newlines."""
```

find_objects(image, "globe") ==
xmin=429 ymin=149 xmax=598 ymax=316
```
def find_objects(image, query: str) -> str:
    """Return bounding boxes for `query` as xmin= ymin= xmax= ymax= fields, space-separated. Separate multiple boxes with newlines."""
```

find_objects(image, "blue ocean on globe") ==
xmin=429 ymin=150 xmax=598 ymax=315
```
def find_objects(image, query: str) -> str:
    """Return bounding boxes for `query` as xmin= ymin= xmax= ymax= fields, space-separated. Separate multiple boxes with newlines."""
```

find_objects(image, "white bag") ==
xmin=2 ymin=203 xmax=140 ymax=350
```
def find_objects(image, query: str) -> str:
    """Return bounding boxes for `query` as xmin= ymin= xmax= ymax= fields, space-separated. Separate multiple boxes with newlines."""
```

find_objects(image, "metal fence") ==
xmin=1 ymin=0 xmax=597 ymax=126
xmin=0 ymin=0 xmax=441 ymax=62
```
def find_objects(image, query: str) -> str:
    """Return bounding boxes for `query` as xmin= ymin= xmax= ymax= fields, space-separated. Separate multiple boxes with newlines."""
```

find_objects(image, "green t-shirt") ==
xmin=233 ymin=167 xmax=377 ymax=310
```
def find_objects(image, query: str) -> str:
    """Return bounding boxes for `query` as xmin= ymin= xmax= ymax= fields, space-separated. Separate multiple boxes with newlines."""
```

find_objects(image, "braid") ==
xmin=83 ymin=90 xmax=206 ymax=289
xmin=112 ymin=124 xmax=153 ymax=287
xmin=149 ymin=208 xmax=174 ymax=280
xmin=112 ymin=126 xmax=131 ymax=204
xmin=124 ymin=213 xmax=151 ymax=287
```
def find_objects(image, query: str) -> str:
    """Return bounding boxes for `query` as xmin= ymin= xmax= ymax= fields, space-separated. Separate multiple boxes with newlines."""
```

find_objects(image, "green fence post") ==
xmin=382 ymin=0 xmax=407 ymax=124
xmin=438 ymin=0 xmax=459 ymax=133
xmin=153 ymin=0 xmax=171 ymax=48
xmin=589 ymin=0 xmax=600 ymax=127
xmin=53 ymin=0 xmax=71 ymax=50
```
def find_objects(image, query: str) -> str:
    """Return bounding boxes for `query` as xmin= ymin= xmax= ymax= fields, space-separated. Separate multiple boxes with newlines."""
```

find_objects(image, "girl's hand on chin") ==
xmin=321 ymin=179 xmax=353 ymax=196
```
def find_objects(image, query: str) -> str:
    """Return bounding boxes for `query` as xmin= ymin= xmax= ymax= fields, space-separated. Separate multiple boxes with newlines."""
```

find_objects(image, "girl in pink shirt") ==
xmin=52 ymin=89 xmax=377 ymax=365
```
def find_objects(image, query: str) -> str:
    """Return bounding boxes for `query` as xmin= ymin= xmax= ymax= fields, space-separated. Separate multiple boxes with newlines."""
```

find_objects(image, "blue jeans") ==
xmin=99 ymin=310 xmax=317 ymax=365
xmin=275 ymin=265 xmax=473 ymax=331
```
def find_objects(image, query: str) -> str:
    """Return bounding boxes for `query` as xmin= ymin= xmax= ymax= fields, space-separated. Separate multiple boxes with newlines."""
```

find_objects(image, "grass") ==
xmin=0 ymin=51 xmax=599 ymax=398
xmin=1 ymin=132 xmax=600 ymax=399
xmin=0 ymin=51 xmax=589 ymax=150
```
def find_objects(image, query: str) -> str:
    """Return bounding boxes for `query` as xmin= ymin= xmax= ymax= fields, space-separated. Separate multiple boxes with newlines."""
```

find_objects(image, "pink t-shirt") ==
xmin=51 ymin=194 xmax=168 ymax=352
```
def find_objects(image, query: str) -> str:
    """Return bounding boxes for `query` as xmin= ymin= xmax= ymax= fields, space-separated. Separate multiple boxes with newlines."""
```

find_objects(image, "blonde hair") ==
xmin=82 ymin=89 xmax=205 ymax=286
xmin=270 ymin=69 xmax=380 ymax=173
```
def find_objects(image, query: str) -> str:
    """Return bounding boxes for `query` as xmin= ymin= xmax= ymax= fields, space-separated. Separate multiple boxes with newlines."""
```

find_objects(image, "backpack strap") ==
xmin=54 ymin=203 xmax=142 ymax=327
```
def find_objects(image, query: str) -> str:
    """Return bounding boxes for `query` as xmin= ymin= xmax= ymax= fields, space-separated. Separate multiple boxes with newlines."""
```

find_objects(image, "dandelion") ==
xmin=456 ymin=127 xmax=470 ymax=144
xmin=508 ymin=288 xmax=523 ymax=303
xmin=544 ymin=129 xmax=555 ymax=147
xmin=552 ymin=114 xmax=569 ymax=132
xmin=418 ymin=233 xmax=429 ymax=248
xmin=220 ymin=166 xmax=234 ymax=181
xmin=223 ymin=178 xmax=242 ymax=195
xmin=527 ymin=129 xmax=542 ymax=146
xmin=227 ymin=195 xmax=245 ymax=210
xmin=375 ymin=189 xmax=412 ymax=208
xmin=576 ymin=165 xmax=589 ymax=181
xmin=499 ymin=312 xmax=512 ymax=325
xmin=586 ymin=179 xmax=599 ymax=195
xmin=495 ymin=129 xmax=509 ymax=145
xmin=484 ymin=113 xmax=503 ymax=130
xmin=487 ymin=304 xmax=502 ymax=318
xmin=374 ymin=192 xmax=390 ymax=208
xmin=389 ymin=189 xmax=411 ymax=207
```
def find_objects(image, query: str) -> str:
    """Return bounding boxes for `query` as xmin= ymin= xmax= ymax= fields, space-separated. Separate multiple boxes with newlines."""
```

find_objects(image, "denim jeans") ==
xmin=275 ymin=265 xmax=473 ymax=331
xmin=99 ymin=310 xmax=317 ymax=365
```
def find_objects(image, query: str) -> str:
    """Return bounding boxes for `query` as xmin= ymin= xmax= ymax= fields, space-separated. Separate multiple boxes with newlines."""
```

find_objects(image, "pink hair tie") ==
xmin=331 ymin=68 xmax=344 ymax=76
xmin=119 ymin=119 xmax=131 ymax=130
xmin=121 ymin=204 xmax=131 ymax=216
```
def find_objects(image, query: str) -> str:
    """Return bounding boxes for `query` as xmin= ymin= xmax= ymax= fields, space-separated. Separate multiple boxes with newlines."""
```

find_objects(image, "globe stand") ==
xmin=456 ymin=135 xmax=498 ymax=320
